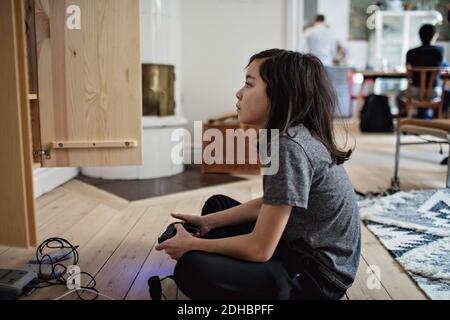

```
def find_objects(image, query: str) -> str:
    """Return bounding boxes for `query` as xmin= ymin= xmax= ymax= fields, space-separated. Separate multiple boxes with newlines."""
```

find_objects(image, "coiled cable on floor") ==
xmin=31 ymin=238 xmax=102 ymax=300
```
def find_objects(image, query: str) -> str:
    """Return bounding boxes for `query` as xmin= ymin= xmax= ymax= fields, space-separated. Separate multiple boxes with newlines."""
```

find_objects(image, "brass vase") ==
xmin=142 ymin=64 xmax=176 ymax=117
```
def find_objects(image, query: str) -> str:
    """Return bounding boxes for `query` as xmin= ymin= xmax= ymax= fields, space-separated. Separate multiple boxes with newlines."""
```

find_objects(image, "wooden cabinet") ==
xmin=0 ymin=0 xmax=143 ymax=247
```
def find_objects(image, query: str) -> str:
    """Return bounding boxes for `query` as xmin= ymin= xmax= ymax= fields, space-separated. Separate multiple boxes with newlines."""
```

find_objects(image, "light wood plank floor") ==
xmin=2 ymin=129 xmax=447 ymax=300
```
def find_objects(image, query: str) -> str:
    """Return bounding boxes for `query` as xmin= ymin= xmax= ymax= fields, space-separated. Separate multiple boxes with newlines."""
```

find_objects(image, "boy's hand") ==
xmin=171 ymin=213 xmax=211 ymax=237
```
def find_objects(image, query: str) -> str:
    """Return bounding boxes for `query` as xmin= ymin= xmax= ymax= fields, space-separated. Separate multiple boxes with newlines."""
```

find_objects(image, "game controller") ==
xmin=158 ymin=222 xmax=200 ymax=244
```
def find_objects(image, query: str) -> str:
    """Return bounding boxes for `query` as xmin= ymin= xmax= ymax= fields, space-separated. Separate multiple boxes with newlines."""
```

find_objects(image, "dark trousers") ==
xmin=173 ymin=195 xmax=346 ymax=300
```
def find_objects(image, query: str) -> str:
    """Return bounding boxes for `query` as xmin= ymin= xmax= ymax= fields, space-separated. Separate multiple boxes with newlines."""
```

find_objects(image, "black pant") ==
xmin=173 ymin=195 xmax=346 ymax=300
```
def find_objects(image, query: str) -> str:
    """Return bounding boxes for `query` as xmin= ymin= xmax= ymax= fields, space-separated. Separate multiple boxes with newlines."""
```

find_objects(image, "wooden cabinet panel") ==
xmin=0 ymin=0 xmax=37 ymax=247
xmin=35 ymin=0 xmax=143 ymax=167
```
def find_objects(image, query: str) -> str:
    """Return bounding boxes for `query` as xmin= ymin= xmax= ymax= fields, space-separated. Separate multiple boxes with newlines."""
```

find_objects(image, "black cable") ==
xmin=412 ymin=134 xmax=447 ymax=153
xmin=31 ymin=237 xmax=100 ymax=300
xmin=31 ymin=282 xmax=66 ymax=289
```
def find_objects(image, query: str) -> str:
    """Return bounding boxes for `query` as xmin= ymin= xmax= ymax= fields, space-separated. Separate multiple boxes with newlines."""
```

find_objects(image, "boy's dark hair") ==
xmin=247 ymin=49 xmax=352 ymax=165
xmin=419 ymin=24 xmax=437 ymax=45
xmin=315 ymin=14 xmax=325 ymax=23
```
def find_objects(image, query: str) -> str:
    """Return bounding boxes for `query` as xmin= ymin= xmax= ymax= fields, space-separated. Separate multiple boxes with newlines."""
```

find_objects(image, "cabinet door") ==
xmin=0 ymin=0 xmax=37 ymax=247
xmin=35 ymin=0 xmax=143 ymax=167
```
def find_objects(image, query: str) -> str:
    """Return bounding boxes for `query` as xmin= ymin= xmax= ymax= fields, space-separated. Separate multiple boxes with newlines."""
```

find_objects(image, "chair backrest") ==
xmin=406 ymin=67 xmax=449 ymax=101
xmin=404 ymin=67 xmax=450 ymax=118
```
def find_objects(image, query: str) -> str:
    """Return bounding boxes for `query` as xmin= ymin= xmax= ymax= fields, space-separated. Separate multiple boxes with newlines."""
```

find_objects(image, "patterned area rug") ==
xmin=358 ymin=189 xmax=450 ymax=300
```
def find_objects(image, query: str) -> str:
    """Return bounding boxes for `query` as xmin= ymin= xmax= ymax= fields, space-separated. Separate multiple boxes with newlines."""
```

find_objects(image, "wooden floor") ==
xmin=2 ymin=128 xmax=447 ymax=300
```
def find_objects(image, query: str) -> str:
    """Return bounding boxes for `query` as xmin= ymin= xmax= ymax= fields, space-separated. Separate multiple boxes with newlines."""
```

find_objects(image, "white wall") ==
xmin=181 ymin=0 xmax=287 ymax=147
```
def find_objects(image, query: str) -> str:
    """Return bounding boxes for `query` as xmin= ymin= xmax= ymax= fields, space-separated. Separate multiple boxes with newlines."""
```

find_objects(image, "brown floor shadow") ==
xmin=76 ymin=166 xmax=247 ymax=202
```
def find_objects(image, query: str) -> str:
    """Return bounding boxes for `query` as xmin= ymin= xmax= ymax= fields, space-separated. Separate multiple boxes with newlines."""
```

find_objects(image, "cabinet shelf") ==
xmin=28 ymin=94 xmax=37 ymax=101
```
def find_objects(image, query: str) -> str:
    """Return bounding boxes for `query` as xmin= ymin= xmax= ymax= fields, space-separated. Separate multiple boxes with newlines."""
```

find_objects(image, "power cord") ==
xmin=35 ymin=238 xmax=79 ymax=281
xmin=28 ymin=237 xmax=111 ymax=300
xmin=53 ymin=288 xmax=115 ymax=301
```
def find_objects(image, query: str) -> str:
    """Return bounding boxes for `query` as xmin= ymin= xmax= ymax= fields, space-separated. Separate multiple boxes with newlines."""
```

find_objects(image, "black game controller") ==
xmin=158 ymin=222 xmax=201 ymax=244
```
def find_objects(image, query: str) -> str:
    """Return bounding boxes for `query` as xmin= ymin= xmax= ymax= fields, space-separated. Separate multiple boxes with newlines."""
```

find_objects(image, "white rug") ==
xmin=359 ymin=189 xmax=450 ymax=300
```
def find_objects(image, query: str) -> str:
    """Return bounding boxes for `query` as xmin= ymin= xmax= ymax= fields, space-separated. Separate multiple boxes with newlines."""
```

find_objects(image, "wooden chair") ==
xmin=401 ymin=67 xmax=449 ymax=119
xmin=392 ymin=119 xmax=450 ymax=190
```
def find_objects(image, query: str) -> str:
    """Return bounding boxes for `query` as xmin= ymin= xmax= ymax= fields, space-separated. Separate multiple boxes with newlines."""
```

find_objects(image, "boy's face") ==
xmin=235 ymin=59 xmax=270 ymax=129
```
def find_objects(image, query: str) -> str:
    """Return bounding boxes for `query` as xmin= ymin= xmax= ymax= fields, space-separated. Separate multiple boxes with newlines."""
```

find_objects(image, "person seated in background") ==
xmin=303 ymin=15 xmax=338 ymax=67
xmin=396 ymin=24 xmax=449 ymax=119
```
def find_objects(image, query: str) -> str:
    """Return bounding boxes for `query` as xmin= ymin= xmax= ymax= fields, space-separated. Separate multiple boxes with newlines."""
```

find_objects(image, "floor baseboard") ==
xmin=33 ymin=168 xmax=80 ymax=199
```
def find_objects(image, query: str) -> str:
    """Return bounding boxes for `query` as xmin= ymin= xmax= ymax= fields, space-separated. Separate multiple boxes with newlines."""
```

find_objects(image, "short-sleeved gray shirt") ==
xmin=263 ymin=124 xmax=361 ymax=290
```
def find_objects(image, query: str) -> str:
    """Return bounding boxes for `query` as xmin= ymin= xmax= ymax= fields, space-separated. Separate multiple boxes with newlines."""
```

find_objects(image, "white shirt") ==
xmin=304 ymin=24 xmax=338 ymax=66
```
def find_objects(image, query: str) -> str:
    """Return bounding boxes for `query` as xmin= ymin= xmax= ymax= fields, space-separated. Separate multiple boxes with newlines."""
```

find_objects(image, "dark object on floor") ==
xmin=148 ymin=276 xmax=177 ymax=300
xmin=158 ymin=223 xmax=200 ymax=244
xmin=441 ymin=157 xmax=448 ymax=166
xmin=360 ymin=94 xmax=394 ymax=133
xmin=0 ymin=269 xmax=38 ymax=300
xmin=148 ymin=276 xmax=162 ymax=300
xmin=76 ymin=166 xmax=246 ymax=201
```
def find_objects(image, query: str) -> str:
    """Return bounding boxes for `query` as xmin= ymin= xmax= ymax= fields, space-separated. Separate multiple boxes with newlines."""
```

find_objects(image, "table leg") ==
xmin=355 ymin=80 xmax=366 ymax=120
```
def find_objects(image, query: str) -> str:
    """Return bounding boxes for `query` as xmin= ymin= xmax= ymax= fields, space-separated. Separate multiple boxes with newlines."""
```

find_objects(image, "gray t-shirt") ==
xmin=263 ymin=124 xmax=361 ymax=290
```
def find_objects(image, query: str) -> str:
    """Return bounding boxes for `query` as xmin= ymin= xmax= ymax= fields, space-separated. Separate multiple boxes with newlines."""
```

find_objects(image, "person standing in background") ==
xmin=303 ymin=15 xmax=339 ymax=67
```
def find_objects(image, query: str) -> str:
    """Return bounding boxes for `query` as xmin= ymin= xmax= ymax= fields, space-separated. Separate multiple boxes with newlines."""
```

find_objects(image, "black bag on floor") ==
xmin=360 ymin=94 xmax=394 ymax=133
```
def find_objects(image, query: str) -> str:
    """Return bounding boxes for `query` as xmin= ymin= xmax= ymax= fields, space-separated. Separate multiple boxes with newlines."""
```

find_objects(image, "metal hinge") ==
xmin=33 ymin=148 xmax=51 ymax=160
